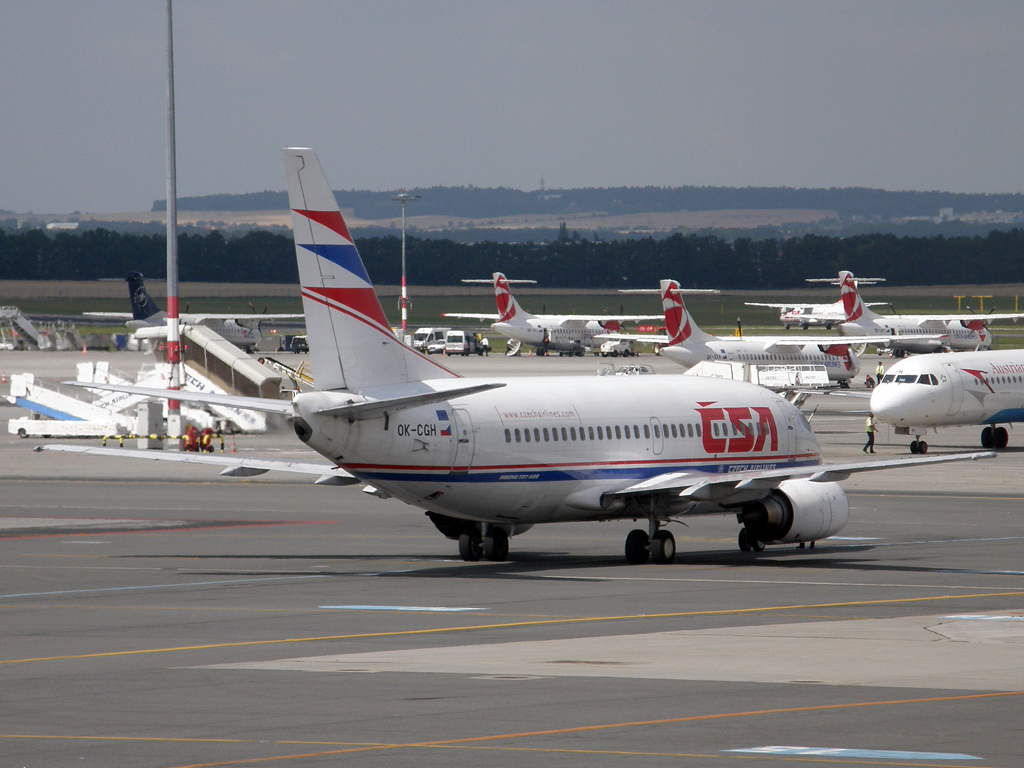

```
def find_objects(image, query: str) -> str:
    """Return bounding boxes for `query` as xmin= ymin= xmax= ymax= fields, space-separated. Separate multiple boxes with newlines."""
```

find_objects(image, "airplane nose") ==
xmin=870 ymin=384 xmax=907 ymax=424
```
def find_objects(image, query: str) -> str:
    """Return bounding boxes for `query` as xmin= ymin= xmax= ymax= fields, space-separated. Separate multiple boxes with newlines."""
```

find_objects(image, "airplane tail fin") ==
xmin=839 ymin=271 xmax=877 ymax=322
xmin=823 ymin=343 xmax=858 ymax=375
xmin=493 ymin=273 xmax=533 ymax=323
xmin=283 ymin=148 xmax=456 ymax=392
xmin=660 ymin=280 xmax=711 ymax=346
xmin=126 ymin=272 xmax=163 ymax=321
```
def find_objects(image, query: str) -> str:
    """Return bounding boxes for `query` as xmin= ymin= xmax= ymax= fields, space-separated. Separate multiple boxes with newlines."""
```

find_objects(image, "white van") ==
xmin=412 ymin=327 xmax=450 ymax=353
xmin=444 ymin=330 xmax=482 ymax=356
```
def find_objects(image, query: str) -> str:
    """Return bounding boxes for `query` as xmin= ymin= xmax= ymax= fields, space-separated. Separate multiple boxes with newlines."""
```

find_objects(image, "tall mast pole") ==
xmin=165 ymin=0 xmax=181 ymax=446
xmin=390 ymin=191 xmax=420 ymax=337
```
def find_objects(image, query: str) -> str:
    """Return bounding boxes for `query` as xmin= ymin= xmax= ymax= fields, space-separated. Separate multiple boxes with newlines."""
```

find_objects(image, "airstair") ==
xmin=0 ymin=307 xmax=51 ymax=350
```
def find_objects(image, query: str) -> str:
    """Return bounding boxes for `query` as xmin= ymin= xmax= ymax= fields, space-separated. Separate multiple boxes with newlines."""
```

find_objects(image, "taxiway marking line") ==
xmin=2 ymin=590 xmax=1023 ymax=666
xmin=161 ymin=690 xmax=1024 ymax=767
xmin=0 ymin=574 xmax=327 ymax=600
xmin=0 ymin=736 xmax=1003 ymax=768
xmin=0 ymin=520 xmax=334 ymax=541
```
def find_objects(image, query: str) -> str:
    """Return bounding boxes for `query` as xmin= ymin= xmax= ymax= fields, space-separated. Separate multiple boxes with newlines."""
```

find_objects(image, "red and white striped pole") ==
xmin=391 ymin=191 xmax=420 ymax=339
xmin=165 ymin=0 xmax=181 ymax=448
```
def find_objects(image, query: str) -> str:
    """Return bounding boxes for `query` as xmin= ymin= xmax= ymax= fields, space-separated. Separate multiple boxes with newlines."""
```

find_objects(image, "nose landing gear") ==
xmin=910 ymin=439 xmax=928 ymax=454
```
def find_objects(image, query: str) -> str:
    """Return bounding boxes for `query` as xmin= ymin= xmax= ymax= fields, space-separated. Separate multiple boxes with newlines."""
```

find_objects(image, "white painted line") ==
xmin=943 ymin=614 xmax=1024 ymax=621
xmin=829 ymin=536 xmax=881 ymax=541
xmin=726 ymin=746 xmax=980 ymax=760
xmin=319 ymin=605 xmax=486 ymax=613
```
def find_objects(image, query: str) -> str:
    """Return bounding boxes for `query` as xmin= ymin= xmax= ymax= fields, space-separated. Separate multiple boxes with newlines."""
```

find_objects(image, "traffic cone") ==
xmin=1 ymin=373 xmax=6 ymax=385
xmin=230 ymin=434 xmax=237 ymax=453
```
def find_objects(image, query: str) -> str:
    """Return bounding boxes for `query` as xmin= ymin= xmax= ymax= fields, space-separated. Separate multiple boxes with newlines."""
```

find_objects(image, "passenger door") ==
xmin=942 ymin=362 xmax=965 ymax=416
xmin=451 ymin=408 xmax=475 ymax=474
xmin=649 ymin=417 xmax=664 ymax=455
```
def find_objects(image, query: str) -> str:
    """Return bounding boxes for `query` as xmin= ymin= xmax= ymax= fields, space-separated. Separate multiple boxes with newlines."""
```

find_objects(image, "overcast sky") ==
xmin=2 ymin=1 xmax=1022 ymax=213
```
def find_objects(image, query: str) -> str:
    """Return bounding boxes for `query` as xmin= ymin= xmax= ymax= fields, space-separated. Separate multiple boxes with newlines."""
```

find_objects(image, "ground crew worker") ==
xmin=863 ymin=413 xmax=877 ymax=454
xmin=876 ymin=360 xmax=885 ymax=381
xmin=481 ymin=336 xmax=490 ymax=356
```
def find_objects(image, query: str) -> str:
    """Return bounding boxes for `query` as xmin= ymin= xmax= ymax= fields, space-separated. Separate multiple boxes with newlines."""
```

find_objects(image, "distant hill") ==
xmin=153 ymin=185 xmax=1024 ymax=220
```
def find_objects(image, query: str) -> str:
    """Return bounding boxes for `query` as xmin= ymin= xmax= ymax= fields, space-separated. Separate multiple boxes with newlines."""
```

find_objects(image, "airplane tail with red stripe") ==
xmin=493 ymin=272 xmax=533 ymax=324
xmin=660 ymin=279 xmax=712 ymax=346
xmin=838 ymin=271 xmax=879 ymax=323
xmin=284 ymin=148 xmax=456 ymax=392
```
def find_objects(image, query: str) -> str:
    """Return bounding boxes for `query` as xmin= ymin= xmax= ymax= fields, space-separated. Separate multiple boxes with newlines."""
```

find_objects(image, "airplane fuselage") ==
xmin=871 ymin=350 xmax=1024 ymax=429
xmin=491 ymin=319 xmax=609 ymax=353
xmin=841 ymin=318 xmax=989 ymax=353
xmin=660 ymin=340 xmax=858 ymax=381
xmin=293 ymin=376 xmax=823 ymax=526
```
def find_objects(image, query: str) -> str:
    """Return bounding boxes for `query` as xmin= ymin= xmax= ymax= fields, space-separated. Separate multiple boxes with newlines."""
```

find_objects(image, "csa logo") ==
xmin=696 ymin=402 xmax=778 ymax=454
xmin=437 ymin=409 xmax=452 ymax=436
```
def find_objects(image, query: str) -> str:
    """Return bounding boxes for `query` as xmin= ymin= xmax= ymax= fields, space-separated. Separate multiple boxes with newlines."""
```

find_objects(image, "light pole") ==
xmin=391 ymin=190 xmax=420 ymax=336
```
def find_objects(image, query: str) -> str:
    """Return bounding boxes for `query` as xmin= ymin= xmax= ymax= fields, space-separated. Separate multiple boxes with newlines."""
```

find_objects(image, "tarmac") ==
xmin=1 ymin=350 xmax=1023 ymax=767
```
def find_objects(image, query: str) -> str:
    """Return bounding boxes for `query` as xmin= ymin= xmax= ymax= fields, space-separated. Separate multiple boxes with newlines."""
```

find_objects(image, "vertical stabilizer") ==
xmin=661 ymin=280 xmax=712 ymax=346
xmin=839 ymin=271 xmax=877 ymax=322
xmin=283 ymin=148 xmax=456 ymax=392
xmin=493 ymin=273 xmax=533 ymax=323
xmin=126 ymin=272 xmax=164 ymax=322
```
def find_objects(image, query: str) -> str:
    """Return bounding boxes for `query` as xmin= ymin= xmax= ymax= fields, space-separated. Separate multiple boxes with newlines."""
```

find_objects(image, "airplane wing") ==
xmin=551 ymin=314 xmax=663 ymax=323
xmin=184 ymin=313 xmax=305 ymax=324
xmin=607 ymin=451 xmax=994 ymax=503
xmin=743 ymin=303 xmax=794 ymax=309
xmin=442 ymin=313 xmax=500 ymax=320
xmin=83 ymin=312 xmax=134 ymax=319
xmin=35 ymin=445 xmax=358 ymax=485
xmin=758 ymin=335 xmax=897 ymax=350
xmin=63 ymin=381 xmax=295 ymax=415
xmin=903 ymin=314 xmax=1024 ymax=323
xmin=594 ymin=332 xmax=668 ymax=344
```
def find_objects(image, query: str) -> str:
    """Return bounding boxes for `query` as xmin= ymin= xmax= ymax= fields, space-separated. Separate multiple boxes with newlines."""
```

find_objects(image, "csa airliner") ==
xmin=43 ymin=149 xmax=992 ymax=564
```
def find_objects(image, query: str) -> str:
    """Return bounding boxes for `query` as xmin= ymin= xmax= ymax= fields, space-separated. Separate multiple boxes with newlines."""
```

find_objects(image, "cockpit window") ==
xmin=895 ymin=374 xmax=917 ymax=383
xmin=917 ymin=374 xmax=933 ymax=385
xmin=881 ymin=374 xmax=895 ymax=383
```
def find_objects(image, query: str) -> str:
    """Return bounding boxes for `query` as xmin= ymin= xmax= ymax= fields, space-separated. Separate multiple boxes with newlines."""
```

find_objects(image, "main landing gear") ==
xmin=624 ymin=522 xmax=676 ymax=565
xmin=981 ymin=426 xmax=1009 ymax=450
xmin=737 ymin=527 xmax=765 ymax=552
xmin=910 ymin=439 xmax=928 ymax=454
xmin=458 ymin=526 xmax=509 ymax=562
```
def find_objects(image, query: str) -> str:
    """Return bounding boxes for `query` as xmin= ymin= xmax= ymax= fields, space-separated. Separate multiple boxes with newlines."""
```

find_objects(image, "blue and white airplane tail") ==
xmin=126 ymin=271 xmax=164 ymax=322
xmin=283 ymin=148 xmax=457 ymax=392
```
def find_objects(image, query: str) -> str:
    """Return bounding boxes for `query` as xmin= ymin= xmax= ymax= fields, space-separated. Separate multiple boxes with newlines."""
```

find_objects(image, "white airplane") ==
xmin=600 ymin=281 xmax=894 ymax=384
xmin=746 ymin=276 xmax=888 ymax=330
xmin=870 ymin=349 xmax=1024 ymax=453
xmin=838 ymin=271 xmax=1024 ymax=355
xmin=443 ymin=273 xmax=663 ymax=355
xmin=84 ymin=272 xmax=304 ymax=352
xmin=40 ymin=148 xmax=992 ymax=564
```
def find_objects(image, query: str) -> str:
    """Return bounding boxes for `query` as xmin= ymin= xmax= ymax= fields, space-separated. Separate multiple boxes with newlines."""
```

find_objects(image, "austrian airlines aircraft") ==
xmin=84 ymin=272 xmax=303 ymax=352
xmin=870 ymin=350 xmax=1024 ymax=453
xmin=44 ymin=149 xmax=991 ymax=564
xmin=602 ymin=282 xmax=892 ymax=383
xmin=838 ymin=271 xmax=1022 ymax=354
xmin=443 ymin=273 xmax=662 ymax=355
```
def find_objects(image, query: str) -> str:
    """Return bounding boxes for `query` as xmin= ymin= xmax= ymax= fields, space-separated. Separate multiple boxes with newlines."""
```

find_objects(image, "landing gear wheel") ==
xmin=750 ymin=537 xmax=765 ymax=552
xmin=981 ymin=426 xmax=994 ymax=449
xmin=995 ymin=427 xmax=1009 ymax=450
xmin=458 ymin=532 xmax=483 ymax=562
xmin=624 ymin=529 xmax=650 ymax=565
xmin=918 ymin=440 xmax=928 ymax=454
xmin=483 ymin=529 xmax=509 ymax=561
xmin=910 ymin=440 xmax=919 ymax=454
xmin=738 ymin=528 xmax=752 ymax=552
xmin=650 ymin=530 xmax=676 ymax=565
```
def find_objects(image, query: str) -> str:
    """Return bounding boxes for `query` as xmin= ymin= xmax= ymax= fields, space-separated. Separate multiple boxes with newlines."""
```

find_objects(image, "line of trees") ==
xmin=1 ymin=227 xmax=1022 ymax=289
xmin=153 ymin=186 xmax=1024 ymax=221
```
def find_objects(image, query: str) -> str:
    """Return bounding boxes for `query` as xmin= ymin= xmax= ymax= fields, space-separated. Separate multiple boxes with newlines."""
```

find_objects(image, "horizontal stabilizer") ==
xmin=315 ymin=382 xmax=506 ymax=420
xmin=35 ymin=444 xmax=357 ymax=483
xmin=63 ymin=381 xmax=293 ymax=415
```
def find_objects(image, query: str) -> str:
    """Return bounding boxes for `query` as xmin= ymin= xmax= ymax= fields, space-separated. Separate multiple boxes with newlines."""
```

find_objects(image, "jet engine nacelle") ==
xmin=739 ymin=479 xmax=849 ymax=545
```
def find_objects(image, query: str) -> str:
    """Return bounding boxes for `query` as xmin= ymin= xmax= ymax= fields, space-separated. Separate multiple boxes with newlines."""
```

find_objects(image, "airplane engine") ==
xmin=739 ymin=479 xmax=849 ymax=545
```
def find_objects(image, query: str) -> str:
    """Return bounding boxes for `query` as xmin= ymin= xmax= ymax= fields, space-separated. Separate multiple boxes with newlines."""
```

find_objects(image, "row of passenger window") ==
xmin=503 ymin=422 xmax=703 ymax=444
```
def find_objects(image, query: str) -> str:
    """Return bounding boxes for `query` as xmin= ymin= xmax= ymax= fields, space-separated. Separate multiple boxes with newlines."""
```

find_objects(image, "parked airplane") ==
xmin=838 ymin=271 xmax=1024 ymax=354
xmin=84 ymin=272 xmax=303 ymax=352
xmin=746 ymin=276 xmax=888 ymax=330
xmin=600 ymin=281 xmax=893 ymax=384
xmin=42 ymin=148 xmax=991 ymax=564
xmin=443 ymin=273 xmax=663 ymax=355
xmin=870 ymin=349 xmax=1024 ymax=452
